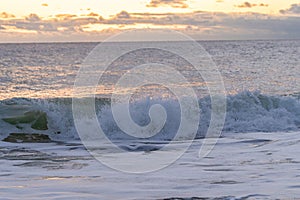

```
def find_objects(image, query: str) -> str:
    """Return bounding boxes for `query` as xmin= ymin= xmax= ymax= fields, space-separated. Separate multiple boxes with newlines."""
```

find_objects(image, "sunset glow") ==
xmin=0 ymin=0 xmax=299 ymax=42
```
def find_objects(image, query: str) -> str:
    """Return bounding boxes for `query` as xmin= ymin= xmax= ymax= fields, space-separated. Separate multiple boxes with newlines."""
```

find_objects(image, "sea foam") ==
xmin=0 ymin=91 xmax=299 ymax=141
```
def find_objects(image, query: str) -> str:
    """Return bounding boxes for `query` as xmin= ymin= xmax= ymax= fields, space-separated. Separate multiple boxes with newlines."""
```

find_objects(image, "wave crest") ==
xmin=0 ymin=91 xmax=299 ymax=141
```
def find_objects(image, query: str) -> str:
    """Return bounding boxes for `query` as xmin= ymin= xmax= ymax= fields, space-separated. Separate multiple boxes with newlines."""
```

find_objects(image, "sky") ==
xmin=0 ymin=0 xmax=300 ymax=42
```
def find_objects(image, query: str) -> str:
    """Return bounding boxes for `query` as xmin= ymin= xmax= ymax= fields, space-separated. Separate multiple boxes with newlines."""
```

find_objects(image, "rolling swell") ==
xmin=0 ymin=91 xmax=299 ymax=141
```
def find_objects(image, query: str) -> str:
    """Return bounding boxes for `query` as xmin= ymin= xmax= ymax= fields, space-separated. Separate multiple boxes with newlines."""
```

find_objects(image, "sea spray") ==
xmin=0 ymin=91 xmax=299 ymax=141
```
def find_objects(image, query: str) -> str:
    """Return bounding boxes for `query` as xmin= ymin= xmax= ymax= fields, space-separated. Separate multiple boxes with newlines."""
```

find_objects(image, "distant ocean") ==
xmin=0 ymin=40 xmax=300 ymax=199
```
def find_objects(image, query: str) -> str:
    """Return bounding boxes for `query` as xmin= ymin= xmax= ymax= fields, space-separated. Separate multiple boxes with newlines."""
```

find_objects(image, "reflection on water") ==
xmin=1 ymin=40 xmax=300 ymax=100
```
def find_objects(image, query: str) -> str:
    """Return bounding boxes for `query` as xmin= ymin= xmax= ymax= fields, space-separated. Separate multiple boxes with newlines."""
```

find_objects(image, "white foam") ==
xmin=0 ymin=91 xmax=300 ymax=141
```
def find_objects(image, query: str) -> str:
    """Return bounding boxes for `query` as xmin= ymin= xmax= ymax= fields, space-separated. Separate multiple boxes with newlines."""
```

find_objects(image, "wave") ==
xmin=0 ymin=91 xmax=299 ymax=141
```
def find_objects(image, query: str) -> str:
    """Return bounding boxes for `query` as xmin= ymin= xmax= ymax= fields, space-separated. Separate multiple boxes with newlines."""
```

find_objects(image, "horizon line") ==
xmin=0 ymin=38 xmax=299 ymax=45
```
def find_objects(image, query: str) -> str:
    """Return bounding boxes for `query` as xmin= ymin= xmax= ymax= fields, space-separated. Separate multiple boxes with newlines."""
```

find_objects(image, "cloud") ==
xmin=86 ymin=12 xmax=99 ymax=17
xmin=216 ymin=0 xmax=224 ymax=2
xmin=116 ymin=11 xmax=131 ymax=19
xmin=235 ymin=2 xmax=268 ymax=8
xmin=55 ymin=14 xmax=77 ymax=19
xmin=41 ymin=3 xmax=48 ymax=7
xmin=280 ymin=3 xmax=300 ymax=15
xmin=147 ymin=0 xmax=189 ymax=8
xmin=25 ymin=14 xmax=41 ymax=21
xmin=260 ymin=3 xmax=268 ymax=7
xmin=0 ymin=10 xmax=300 ymax=42
xmin=0 ymin=12 xmax=15 ymax=18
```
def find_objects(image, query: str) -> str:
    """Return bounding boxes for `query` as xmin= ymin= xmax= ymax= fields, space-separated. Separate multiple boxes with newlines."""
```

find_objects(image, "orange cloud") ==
xmin=1 ymin=10 xmax=300 ymax=42
xmin=86 ymin=12 xmax=99 ymax=17
xmin=116 ymin=11 xmax=131 ymax=19
xmin=235 ymin=2 xmax=268 ymax=8
xmin=55 ymin=14 xmax=77 ymax=19
xmin=0 ymin=12 xmax=15 ymax=18
xmin=41 ymin=3 xmax=48 ymax=7
xmin=147 ymin=0 xmax=188 ymax=8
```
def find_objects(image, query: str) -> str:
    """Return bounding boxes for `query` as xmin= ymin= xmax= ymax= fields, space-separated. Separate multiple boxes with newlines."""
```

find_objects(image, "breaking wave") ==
xmin=0 ymin=91 xmax=299 ymax=141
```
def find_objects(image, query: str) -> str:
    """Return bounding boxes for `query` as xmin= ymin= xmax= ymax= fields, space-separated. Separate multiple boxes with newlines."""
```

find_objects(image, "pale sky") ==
xmin=0 ymin=0 xmax=299 ymax=42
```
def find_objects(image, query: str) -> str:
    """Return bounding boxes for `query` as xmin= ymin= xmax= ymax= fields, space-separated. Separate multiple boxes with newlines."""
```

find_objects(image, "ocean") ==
xmin=0 ymin=40 xmax=300 ymax=199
